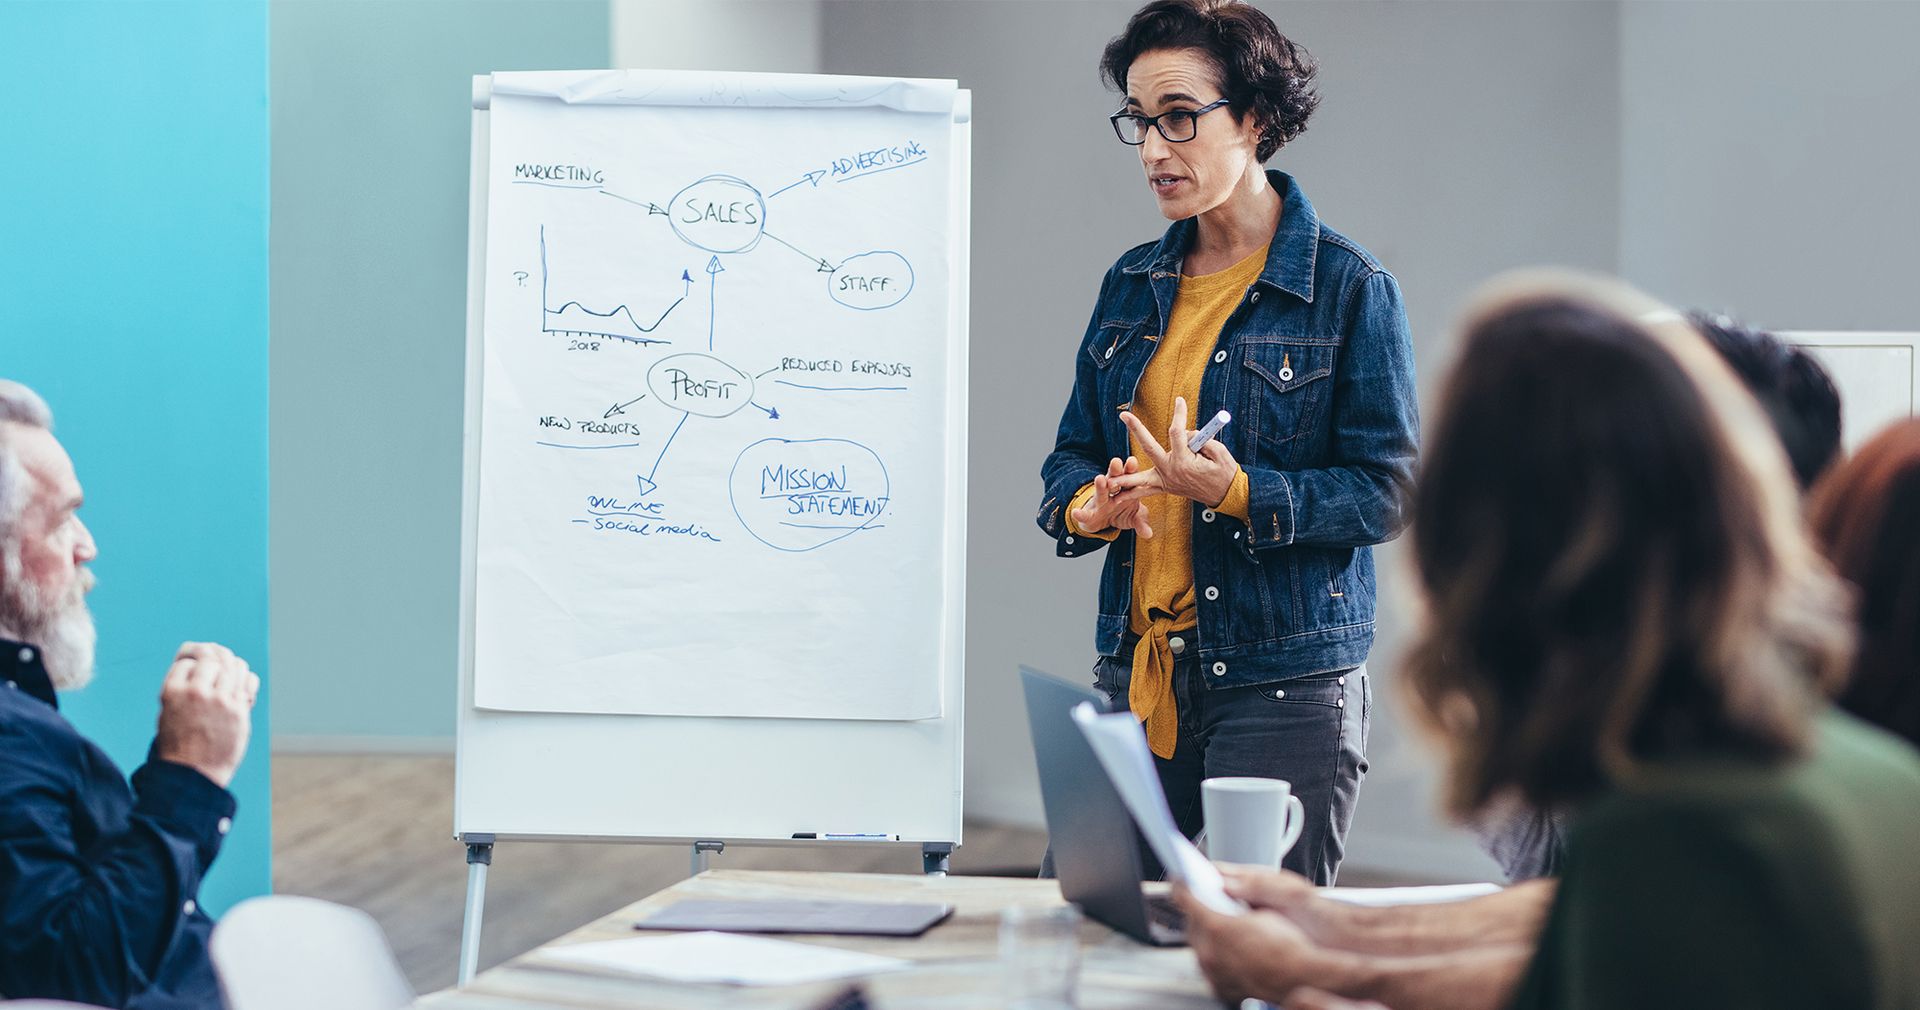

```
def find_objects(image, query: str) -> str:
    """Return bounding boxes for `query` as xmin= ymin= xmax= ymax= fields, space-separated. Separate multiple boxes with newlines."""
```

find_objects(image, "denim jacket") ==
xmin=1038 ymin=171 xmax=1418 ymax=688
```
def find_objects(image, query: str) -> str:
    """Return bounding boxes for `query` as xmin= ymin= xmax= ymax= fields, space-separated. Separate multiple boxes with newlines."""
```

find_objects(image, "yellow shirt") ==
xmin=1066 ymin=245 xmax=1262 ymax=757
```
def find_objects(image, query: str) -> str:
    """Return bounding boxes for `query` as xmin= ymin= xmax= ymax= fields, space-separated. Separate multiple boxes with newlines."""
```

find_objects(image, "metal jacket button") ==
xmin=1203 ymin=586 xmax=1220 ymax=601
xmin=1211 ymin=662 xmax=1227 ymax=676
xmin=1201 ymin=509 xmax=1216 ymax=523
xmin=1168 ymin=636 xmax=1185 ymax=655
xmin=1212 ymin=350 xmax=1227 ymax=364
xmin=1279 ymin=366 xmax=1295 ymax=382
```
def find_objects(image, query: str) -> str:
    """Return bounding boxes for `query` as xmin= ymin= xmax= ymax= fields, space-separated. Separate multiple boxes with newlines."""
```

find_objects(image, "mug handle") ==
xmin=1276 ymin=795 xmax=1305 ymax=859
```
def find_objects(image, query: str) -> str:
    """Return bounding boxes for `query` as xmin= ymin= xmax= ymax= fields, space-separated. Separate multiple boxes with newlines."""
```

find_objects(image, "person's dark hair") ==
xmin=1100 ymin=0 xmax=1319 ymax=161
xmin=1688 ymin=311 xmax=1843 ymax=489
xmin=1808 ymin=418 xmax=1920 ymax=749
xmin=1404 ymin=275 xmax=1852 ymax=817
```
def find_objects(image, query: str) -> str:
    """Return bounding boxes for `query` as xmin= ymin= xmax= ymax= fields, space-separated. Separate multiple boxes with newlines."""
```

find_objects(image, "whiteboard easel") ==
xmin=454 ymin=72 xmax=972 ymax=984
xmin=1785 ymin=332 xmax=1920 ymax=451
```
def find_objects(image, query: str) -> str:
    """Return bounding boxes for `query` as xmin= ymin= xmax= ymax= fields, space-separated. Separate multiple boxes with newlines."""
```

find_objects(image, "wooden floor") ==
xmin=272 ymin=754 xmax=1052 ymax=993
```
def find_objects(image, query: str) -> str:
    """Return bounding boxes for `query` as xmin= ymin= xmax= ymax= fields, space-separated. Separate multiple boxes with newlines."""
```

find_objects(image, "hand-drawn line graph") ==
xmin=540 ymin=226 xmax=689 ymax=344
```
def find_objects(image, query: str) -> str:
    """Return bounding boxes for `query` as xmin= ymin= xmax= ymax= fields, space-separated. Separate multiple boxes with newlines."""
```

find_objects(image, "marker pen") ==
xmin=1187 ymin=410 xmax=1232 ymax=453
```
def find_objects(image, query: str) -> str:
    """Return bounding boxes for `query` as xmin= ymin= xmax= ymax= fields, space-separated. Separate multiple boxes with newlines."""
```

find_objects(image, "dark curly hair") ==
xmin=1100 ymin=0 xmax=1320 ymax=161
xmin=1687 ymin=311 xmax=1843 ymax=490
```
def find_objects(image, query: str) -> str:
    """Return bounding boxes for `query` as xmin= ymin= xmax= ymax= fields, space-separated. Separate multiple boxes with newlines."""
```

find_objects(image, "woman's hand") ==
xmin=1111 ymin=396 xmax=1240 ymax=508
xmin=1070 ymin=455 xmax=1155 ymax=539
xmin=1174 ymin=883 xmax=1353 ymax=1008
xmin=1219 ymin=864 xmax=1357 ymax=949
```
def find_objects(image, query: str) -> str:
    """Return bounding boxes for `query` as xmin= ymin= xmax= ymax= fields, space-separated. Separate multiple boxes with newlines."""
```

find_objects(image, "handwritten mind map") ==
xmin=524 ymin=155 xmax=923 ymax=550
xmin=475 ymin=88 xmax=955 ymax=720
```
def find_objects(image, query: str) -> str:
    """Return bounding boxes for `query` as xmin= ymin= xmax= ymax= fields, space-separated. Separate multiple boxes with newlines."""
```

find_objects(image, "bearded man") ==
xmin=0 ymin=379 xmax=258 ymax=1009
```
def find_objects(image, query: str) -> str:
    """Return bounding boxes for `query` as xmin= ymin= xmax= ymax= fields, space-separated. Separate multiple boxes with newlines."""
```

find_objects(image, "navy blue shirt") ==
xmin=0 ymin=637 xmax=232 ymax=1008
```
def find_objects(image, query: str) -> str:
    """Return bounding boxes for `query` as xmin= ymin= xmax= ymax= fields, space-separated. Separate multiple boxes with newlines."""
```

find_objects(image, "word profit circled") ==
xmin=646 ymin=353 xmax=754 ymax=419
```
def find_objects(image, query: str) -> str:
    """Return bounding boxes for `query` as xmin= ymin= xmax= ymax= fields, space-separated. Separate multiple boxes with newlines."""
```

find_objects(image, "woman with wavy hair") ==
xmin=1176 ymin=274 xmax=1920 ymax=1010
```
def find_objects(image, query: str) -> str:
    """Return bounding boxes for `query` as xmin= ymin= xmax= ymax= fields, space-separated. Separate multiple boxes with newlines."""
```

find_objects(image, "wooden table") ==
xmin=421 ymin=869 xmax=1220 ymax=1009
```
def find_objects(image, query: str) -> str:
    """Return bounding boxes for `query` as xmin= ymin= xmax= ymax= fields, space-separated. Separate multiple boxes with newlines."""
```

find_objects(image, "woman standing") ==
xmin=1038 ymin=0 xmax=1419 ymax=884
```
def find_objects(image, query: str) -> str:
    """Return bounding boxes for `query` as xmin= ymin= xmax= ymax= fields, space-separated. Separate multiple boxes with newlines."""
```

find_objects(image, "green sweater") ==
xmin=1509 ymin=710 xmax=1920 ymax=1010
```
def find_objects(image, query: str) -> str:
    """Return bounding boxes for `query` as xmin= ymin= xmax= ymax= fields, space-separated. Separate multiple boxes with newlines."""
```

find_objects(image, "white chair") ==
xmin=211 ymin=895 xmax=414 ymax=1010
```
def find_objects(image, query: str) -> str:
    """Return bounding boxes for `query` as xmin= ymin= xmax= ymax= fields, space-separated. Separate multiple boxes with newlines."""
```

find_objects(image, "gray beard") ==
xmin=0 ymin=540 xmax=96 ymax=692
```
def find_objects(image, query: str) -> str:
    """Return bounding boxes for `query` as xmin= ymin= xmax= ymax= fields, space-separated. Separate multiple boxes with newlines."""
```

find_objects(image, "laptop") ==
xmin=1019 ymin=665 xmax=1187 ymax=946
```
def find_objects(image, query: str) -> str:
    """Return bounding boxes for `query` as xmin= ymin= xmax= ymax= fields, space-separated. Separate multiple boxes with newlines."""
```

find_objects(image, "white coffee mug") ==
xmin=1201 ymin=777 xmax=1305 ymax=869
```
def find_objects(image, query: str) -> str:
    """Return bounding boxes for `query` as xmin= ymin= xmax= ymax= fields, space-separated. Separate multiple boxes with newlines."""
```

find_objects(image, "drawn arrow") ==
xmin=635 ymin=475 xmax=659 ymax=496
xmin=646 ymin=414 xmax=690 ymax=485
xmin=600 ymin=189 xmax=670 ymax=215
xmin=706 ymin=256 xmax=725 ymax=350
xmin=767 ymin=169 xmax=829 ymax=199
xmin=761 ymin=230 xmax=839 ymax=273
xmin=603 ymin=394 xmax=647 ymax=419
xmin=749 ymin=401 xmax=781 ymax=420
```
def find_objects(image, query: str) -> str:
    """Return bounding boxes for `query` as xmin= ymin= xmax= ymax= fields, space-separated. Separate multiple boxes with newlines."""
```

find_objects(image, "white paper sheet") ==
xmin=1071 ymin=703 xmax=1245 ymax=916
xmin=537 ymin=931 xmax=911 ymax=986
xmin=1321 ymin=883 xmax=1503 ymax=907
xmin=491 ymin=69 xmax=959 ymax=113
xmin=472 ymin=70 xmax=959 ymax=719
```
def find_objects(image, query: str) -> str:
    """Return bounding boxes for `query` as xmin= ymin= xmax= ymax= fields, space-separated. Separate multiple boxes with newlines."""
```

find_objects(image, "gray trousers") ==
xmin=1093 ymin=653 xmax=1370 ymax=885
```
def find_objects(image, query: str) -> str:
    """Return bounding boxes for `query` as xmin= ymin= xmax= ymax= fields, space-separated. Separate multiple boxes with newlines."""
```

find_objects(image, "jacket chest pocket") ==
xmin=1237 ymin=340 xmax=1335 ymax=455
xmin=1089 ymin=320 xmax=1150 ymax=442
xmin=1088 ymin=319 xmax=1147 ymax=371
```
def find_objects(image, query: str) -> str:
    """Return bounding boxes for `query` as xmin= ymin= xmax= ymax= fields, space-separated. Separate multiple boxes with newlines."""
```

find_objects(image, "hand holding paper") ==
xmin=1070 ymin=702 xmax=1246 ymax=916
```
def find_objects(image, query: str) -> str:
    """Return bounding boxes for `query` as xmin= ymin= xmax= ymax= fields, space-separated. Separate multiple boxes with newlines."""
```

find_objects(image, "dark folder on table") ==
xmin=634 ymin=899 xmax=953 ymax=937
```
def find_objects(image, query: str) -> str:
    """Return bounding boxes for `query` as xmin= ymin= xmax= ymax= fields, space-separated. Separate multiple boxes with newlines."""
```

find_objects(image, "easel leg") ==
xmin=458 ymin=834 xmax=495 ymax=986
xmin=922 ymin=842 xmax=954 ymax=877
xmin=690 ymin=839 xmax=725 ymax=878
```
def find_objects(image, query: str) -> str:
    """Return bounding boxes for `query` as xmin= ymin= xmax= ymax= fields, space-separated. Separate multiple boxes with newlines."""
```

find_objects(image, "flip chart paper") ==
xmin=474 ymin=70 xmax=956 ymax=719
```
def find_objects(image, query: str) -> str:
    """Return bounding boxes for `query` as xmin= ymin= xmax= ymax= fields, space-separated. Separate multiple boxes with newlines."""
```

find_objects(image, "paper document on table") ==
xmin=1071 ymin=702 xmax=1245 ymax=916
xmin=1322 ymin=883 xmax=1502 ymax=907
xmin=537 ymin=931 xmax=911 ymax=986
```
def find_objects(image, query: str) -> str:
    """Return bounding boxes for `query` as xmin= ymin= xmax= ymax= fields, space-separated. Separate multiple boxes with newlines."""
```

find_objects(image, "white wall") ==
xmin=1619 ymin=1 xmax=1920 ymax=330
xmin=612 ymin=0 xmax=822 ymax=72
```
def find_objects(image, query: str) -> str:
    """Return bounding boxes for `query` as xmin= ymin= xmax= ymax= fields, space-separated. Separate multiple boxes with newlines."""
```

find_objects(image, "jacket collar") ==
xmin=1 ymin=636 xmax=58 ymax=709
xmin=1123 ymin=169 xmax=1321 ymax=303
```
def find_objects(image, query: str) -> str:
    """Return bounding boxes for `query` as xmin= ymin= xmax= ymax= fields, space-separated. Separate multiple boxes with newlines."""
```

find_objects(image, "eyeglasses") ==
xmin=1110 ymin=98 xmax=1232 ymax=145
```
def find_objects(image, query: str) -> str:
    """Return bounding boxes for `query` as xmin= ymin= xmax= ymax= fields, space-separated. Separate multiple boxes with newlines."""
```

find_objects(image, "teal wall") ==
xmin=270 ymin=2 xmax=609 ymax=740
xmin=0 ymin=1 xmax=272 ymax=914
